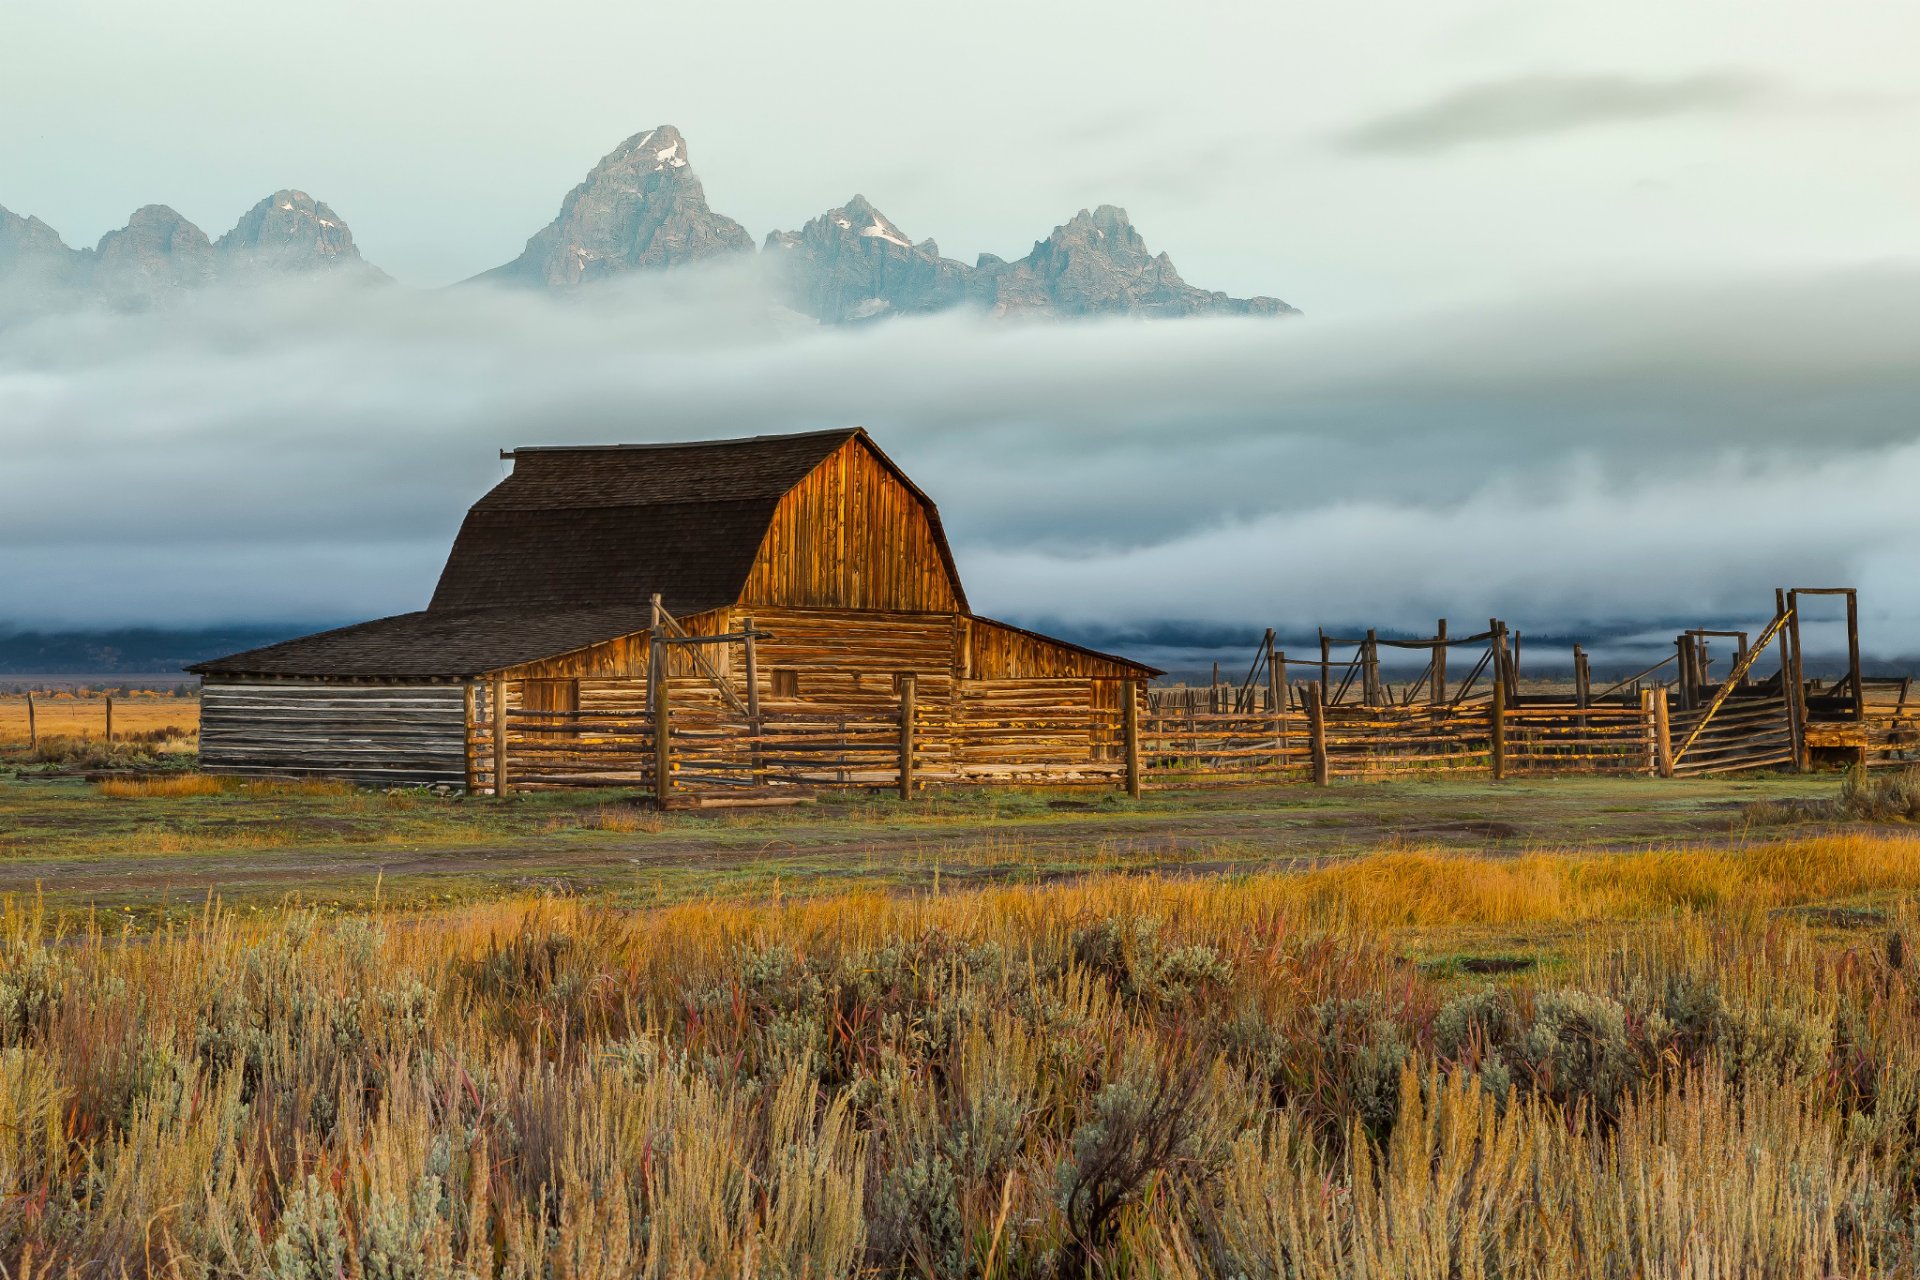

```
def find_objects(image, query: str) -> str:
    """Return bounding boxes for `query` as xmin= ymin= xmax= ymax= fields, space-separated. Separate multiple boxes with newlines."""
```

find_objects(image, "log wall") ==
xmin=200 ymin=680 xmax=468 ymax=785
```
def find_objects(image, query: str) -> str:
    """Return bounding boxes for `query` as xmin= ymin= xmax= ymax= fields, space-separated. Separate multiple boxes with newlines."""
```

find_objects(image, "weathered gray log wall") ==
xmin=199 ymin=681 xmax=468 ymax=785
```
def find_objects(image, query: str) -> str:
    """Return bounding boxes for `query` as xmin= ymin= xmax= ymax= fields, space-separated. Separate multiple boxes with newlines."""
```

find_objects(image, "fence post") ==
xmin=25 ymin=692 xmax=35 ymax=749
xmin=1270 ymin=649 xmax=1287 ymax=771
xmin=743 ymin=616 xmax=763 ymax=787
xmin=105 ymin=694 xmax=113 ymax=743
xmin=463 ymin=682 xmax=478 ymax=793
xmin=650 ymin=655 xmax=672 ymax=812
xmin=1306 ymin=682 xmax=1329 ymax=786
xmin=1123 ymin=679 xmax=1142 ymax=798
xmin=1785 ymin=590 xmax=1809 ymax=770
xmin=1639 ymin=688 xmax=1656 ymax=773
xmin=898 ymin=675 xmax=916 ymax=800
xmin=1775 ymin=588 xmax=1805 ymax=771
xmin=1490 ymin=676 xmax=1507 ymax=780
xmin=1432 ymin=619 xmax=1448 ymax=705
xmin=491 ymin=675 xmax=509 ymax=797
xmin=1653 ymin=686 xmax=1674 ymax=777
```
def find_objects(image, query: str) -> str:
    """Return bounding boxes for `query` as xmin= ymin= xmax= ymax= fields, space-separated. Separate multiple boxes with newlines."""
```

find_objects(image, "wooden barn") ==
xmin=191 ymin=428 xmax=1158 ymax=796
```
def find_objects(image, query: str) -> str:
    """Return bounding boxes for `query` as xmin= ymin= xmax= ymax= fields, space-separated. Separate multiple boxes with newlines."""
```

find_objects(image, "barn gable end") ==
xmin=740 ymin=434 xmax=965 ymax=613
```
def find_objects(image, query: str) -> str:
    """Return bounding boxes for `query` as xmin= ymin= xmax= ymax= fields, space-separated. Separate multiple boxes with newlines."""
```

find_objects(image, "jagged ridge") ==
xmin=3 ymin=124 xmax=1297 ymax=321
xmin=0 ymin=190 xmax=382 ymax=310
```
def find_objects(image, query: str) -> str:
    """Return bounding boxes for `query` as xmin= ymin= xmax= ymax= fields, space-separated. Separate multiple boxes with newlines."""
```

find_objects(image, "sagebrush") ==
xmin=4 ymin=842 xmax=1920 ymax=1276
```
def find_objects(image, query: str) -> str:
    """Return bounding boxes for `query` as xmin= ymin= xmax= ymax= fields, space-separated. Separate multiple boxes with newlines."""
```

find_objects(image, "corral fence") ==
xmin=463 ymin=585 xmax=1906 ymax=806
xmin=463 ymin=667 xmax=1827 ymax=807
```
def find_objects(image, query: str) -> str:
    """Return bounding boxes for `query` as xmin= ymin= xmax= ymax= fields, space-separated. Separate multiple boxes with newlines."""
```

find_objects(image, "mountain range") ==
xmin=0 ymin=124 xmax=1295 ymax=322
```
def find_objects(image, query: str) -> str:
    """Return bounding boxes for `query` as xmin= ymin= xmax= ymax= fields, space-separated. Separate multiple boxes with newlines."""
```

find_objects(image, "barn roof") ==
xmin=188 ymin=605 xmax=658 ymax=679
xmin=428 ymin=429 xmax=863 ymax=614
xmin=193 ymin=428 xmax=972 ymax=678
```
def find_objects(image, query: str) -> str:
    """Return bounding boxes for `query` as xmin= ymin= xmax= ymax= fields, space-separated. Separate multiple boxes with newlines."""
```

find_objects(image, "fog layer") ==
xmin=3 ymin=263 xmax=1916 ymax=661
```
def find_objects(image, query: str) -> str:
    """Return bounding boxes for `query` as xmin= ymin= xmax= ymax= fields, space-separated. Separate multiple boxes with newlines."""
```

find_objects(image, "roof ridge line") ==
xmin=505 ymin=426 xmax=863 ymax=456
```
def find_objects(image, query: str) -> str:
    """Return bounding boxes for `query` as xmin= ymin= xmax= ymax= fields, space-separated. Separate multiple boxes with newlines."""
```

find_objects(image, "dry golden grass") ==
xmin=93 ymin=775 xmax=356 ymax=801
xmin=96 ymin=774 xmax=225 ymax=798
xmin=540 ymin=804 xmax=668 ymax=835
xmin=4 ymin=834 xmax=1920 ymax=1274
xmin=0 ymin=693 xmax=198 ymax=745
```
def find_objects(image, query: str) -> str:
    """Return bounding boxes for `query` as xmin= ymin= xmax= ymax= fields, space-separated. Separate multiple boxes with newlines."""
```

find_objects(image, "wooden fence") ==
xmin=462 ymin=672 xmax=1818 ymax=804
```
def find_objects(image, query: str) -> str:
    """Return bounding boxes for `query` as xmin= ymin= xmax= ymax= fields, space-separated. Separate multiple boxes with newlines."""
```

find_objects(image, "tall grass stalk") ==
xmin=2 ymin=836 xmax=1920 ymax=1273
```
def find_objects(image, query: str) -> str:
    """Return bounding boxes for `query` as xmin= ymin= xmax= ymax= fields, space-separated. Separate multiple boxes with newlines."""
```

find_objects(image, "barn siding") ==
xmin=962 ymin=617 xmax=1147 ymax=680
xmin=199 ymin=680 xmax=468 ymax=785
xmin=739 ymin=439 xmax=961 ymax=612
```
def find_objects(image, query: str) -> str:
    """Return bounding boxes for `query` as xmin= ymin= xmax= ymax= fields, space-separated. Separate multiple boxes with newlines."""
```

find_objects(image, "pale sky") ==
xmin=6 ymin=1 xmax=1920 ymax=660
xmin=4 ymin=0 xmax=1917 ymax=312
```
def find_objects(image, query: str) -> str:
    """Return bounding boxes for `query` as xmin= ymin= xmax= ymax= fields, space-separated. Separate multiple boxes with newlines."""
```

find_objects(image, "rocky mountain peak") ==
xmin=972 ymin=205 xmax=1295 ymax=318
xmin=2 ymin=125 xmax=1298 ymax=323
xmin=217 ymin=189 xmax=380 ymax=278
xmin=91 ymin=205 xmax=218 ymax=304
xmin=0 ymin=205 xmax=86 ymax=288
xmin=0 ymin=205 xmax=72 ymax=257
xmin=475 ymin=123 xmax=753 ymax=287
xmin=765 ymin=195 xmax=967 ymax=322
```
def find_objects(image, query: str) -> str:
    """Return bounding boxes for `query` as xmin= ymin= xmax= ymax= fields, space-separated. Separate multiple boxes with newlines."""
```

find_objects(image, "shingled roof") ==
xmin=188 ymin=606 xmax=659 ymax=679
xmin=193 ymin=428 xmax=968 ymax=678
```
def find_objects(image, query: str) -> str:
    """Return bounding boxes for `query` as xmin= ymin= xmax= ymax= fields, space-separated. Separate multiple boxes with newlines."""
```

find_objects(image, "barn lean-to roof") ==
xmin=192 ymin=428 xmax=984 ymax=679
xmin=187 ymin=605 xmax=661 ymax=680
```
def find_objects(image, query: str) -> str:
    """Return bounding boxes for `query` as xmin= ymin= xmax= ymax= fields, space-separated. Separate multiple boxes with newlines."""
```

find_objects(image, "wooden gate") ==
xmin=1665 ymin=609 xmax=1797 ymax=776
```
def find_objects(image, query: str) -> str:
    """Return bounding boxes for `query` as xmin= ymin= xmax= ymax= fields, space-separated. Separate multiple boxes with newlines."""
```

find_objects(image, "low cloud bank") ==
xmin=3 ymin=261 xmax=1918 ymax=667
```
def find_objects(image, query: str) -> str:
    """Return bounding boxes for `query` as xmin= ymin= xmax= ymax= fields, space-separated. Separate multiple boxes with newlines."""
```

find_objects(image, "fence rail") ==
xmin=460 ymin=672 xmax=1829 ymax=804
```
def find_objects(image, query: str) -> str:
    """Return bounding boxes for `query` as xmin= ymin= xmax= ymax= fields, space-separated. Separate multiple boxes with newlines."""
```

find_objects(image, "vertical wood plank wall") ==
xmin=738 ymin=439 xmax=962 ymax=613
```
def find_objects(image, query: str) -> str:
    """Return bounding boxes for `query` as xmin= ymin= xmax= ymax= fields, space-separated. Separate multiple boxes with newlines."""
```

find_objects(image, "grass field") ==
xmin=5 ymin=761 xmax=1920 ymax=1274
xmin=0 ymin=692 xmax=199 ymax=743
xmin=0 ymin=769 xmax=1845 ymax=921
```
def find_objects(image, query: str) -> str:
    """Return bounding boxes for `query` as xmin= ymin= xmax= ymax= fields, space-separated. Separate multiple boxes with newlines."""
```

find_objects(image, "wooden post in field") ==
xmin=1640 ymin=688 xmax=1658 ymax=774
xmin=1490 ymin=675 xmax=1507 ymax=780
xmin=1776 ymin=588 xmax=1805 ymax=771
xmin=1269 ymin=649 xmax=1287 ymax=771
xmin=1432 ymin=619 xmax=1448 ymax=705
xmin=1306 ymin=682 xmax=1329 ymax=786
xmin=897 ymin=675 xmax=916 ymax=800
xmin=1846 ymin=588 xmax=1865 ymax=721
xmin=650 ymin=594 xmax=670 ymax=810
xmin=1573 ymin=645 xmax=1590 ymax=708
xmin=25 ymin=692 xmax=35 ymax=749
xmin=490 ymin=675 xmax=509 ymax=796
xmin=463 ymin=683 xmax=478 ymax=793
xmin=1488 ymin=618 xmax=1508 ymax=704
xmin=1318 ymin=631 xmax=1331 ymax=705
xmin=1123 ymin=679 xmax=1142 ymax=799
xmin=1653 ymin=686 xmax=1674 ymax=778
xmin=742 ymin=616 xmax=763 ymax=787
xmin=104 ymin=694 xmax=113 ymax=743
xmin=1786 ymin=591 xmax=1809 ymax=768
xmin=1362 ymin=630 xmax=1381 ymax=705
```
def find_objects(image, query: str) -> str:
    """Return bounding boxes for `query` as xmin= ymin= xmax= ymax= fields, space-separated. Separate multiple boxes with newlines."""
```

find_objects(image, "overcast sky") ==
xmin=3 ymin=1 xmax=1918 ymax=310
xmin=4 ymin=1 xmax=1919 ymax=665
